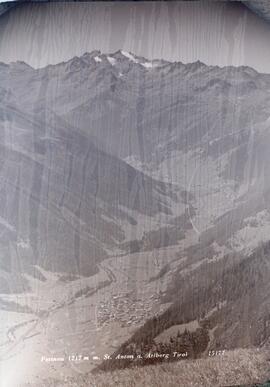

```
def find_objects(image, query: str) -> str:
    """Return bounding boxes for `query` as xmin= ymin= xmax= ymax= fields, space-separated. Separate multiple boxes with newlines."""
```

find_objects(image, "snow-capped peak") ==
xmin=120 ymin=50 xmax=138 ymax=63
xmin=117 ymin=50 xmax=163 ymax=70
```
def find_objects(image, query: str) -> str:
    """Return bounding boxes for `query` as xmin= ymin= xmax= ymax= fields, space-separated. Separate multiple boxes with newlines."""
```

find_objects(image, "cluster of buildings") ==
xmin=96 ymin=293 xmax=162 ymax=328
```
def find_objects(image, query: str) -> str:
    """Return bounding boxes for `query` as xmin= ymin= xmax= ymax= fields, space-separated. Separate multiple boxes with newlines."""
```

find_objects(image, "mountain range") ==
xmin=1 ymin=51 xmax=270 ymax=274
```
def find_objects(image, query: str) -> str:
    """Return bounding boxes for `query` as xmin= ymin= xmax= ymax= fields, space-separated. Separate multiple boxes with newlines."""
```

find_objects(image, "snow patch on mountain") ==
xmin=120 ymin=50 xmax=138 ymax=62
xmin=107 ymin=56 xmax=116 ymax=66
xmin=94 ymin=56 xmax=102 ymax=63
xmin=141 ymin=62 xmax=153 ymax=68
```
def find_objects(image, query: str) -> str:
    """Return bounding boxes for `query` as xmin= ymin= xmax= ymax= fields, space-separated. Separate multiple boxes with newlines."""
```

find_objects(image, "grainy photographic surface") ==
xmin=0 ymin=2 xmax=269 ymax=386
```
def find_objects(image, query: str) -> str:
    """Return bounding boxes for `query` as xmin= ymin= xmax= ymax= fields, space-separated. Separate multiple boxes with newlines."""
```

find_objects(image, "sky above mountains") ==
xmin=0 ymin=1 xmax=270 ymax=73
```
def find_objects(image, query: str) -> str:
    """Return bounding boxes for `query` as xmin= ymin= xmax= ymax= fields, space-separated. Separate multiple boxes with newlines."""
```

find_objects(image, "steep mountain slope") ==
xmin=0 ymin=98 xmax=178 ymax=281
xmin=96 ymin=239 xmax=270 ymax=373
xmin=23 ymin=348 xmax=270 ymax=387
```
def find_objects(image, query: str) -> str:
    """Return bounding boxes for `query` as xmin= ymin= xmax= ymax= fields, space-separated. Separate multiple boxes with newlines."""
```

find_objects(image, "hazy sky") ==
xmin=0 ymin=1 xmax=270 ymax=73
